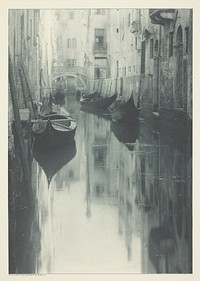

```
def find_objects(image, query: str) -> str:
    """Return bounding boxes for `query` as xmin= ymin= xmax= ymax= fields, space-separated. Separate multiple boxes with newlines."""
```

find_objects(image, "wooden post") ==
xmin=8 ymin=51 xmax=32 ymax=201
xmin=28 ymin=112 xmax=32 ymax=167
xmin=120 ymin=77 xmax=123 ymax=96
xmin=109 ymin=80 xmax=112 ymax=96
xmin=115 ymin=78 xmax=118 ymax=94
xmin=21 ymin=63 xmax=37 ymax=119
xmin=39 ymin=68 xmax=43 ymax=101
xmin=97 ymin=79 xmax=100 ymax=93
xmin=99 ymin=79 xmax=103 ymax=96
xmin=19 ymin=68 xmax=28 ymax=108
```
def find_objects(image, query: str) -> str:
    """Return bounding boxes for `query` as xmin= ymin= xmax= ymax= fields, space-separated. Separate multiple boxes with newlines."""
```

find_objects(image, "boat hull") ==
xmin=32 ymin=114 xmax=76 ymax=150
xmin=80 ymin=93 xmax=117 ymax=110
xmin=109 ymin=96 xmax=139 ymax=122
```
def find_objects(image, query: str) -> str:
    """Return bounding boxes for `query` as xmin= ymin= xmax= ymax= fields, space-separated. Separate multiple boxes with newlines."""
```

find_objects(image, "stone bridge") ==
xmin=52 ymin=65 xmax=88 ymax=91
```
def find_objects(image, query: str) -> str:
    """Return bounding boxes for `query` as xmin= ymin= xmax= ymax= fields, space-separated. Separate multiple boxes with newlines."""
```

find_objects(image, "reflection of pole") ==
xmin=86 ymin=148 xmax=91 ymax=218
xmin=40 ymin=69 xmax=43 ymax=101
xmin=9 ymin=51 xmax=32 ymax=201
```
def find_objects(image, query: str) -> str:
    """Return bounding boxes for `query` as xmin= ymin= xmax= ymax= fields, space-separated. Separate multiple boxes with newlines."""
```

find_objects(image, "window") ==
xmin=128 ymin=13 xmax=131 ymax=27
xmin=72 ymin=38 xmax=76 ymax=48
xmin=185 ymin=27 xmax=189 ymax=54
xmin=150 ymin=39 xmax=154 ymax=59
xmin=66 ymin=59 xmax=71 ymax=68
xmin=69 ymin=11 xmax=74 ymax=19
xmin=71 ymin=59 xmax=76 ymax=68
xmin=94 ymin=9 xmax=105 ymax=15
xmin=95 ymin=183 xmax=104 ymax=197
xmin=117 ymin=61 xmax=119 ymax=78
xmin=67 ymin=38 xmax=71 ymax=48
xmin=128 ymin=66 xmax=131 ymax=72
xmin=169 ymin=32 xmax=173 ymax=57
xmin=94 ymin=58 xmax=107 ymax=78
xmin=135 ymin=37 xmax=138 ymax=50
xmin=122 ymin=67 xmax=126 ymax=77
xmin=94 ymin=29 xmax=106 ymax=49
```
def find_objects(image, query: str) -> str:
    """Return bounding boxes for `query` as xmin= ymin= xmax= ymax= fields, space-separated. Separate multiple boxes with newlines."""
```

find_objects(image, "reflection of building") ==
xmin=134 ymin=131 xmax=192 ymax=273
xmin=84 ymin=113 xmax=118 ymax=205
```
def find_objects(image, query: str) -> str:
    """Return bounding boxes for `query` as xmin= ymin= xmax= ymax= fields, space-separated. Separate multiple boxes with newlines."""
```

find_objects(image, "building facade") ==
xmin=130 ymin=9 xmax=192 ymax=125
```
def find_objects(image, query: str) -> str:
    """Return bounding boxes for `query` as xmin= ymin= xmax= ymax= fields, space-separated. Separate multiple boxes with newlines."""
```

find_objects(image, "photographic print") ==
xmin=7 ymin=7 xmax=193 ymax=275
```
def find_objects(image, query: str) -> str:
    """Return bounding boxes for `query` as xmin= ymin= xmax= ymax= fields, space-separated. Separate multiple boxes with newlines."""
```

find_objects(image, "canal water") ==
xmin=11 ymin=95 xmax=192 ymax=274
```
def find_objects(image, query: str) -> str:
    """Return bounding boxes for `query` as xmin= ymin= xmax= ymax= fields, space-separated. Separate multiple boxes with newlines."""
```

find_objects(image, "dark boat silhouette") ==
xmin=111 ymin=118 xmax=139 ymax=150
xmin=109 ymin=95 xmax=140 ymax=122
xmin=80 ymin=106 xmax=112 ymax=121
xmin=80 ymin=92 xmax=117 ymax=110
xmin=33 ymin=140 xmax=77 ymax=186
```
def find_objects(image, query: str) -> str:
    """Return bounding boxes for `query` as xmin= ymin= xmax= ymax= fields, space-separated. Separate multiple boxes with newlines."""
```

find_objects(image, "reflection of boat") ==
xmin=32 ymin=113 xmax=77 ymax=149
xmin=33 ymin=140 xmax=77 ymax=186
xmin=52 ymin=93 xmax=66 ymax=105
xmin=80 ymin=106 xmax=111 ymax=121
xmin=109 ymin=95 xmax=139 ymax=122
xmin=80 ymin=92 xmax=117 ymax=110
xmin=111 ymin=119 xmax=139 ymax=150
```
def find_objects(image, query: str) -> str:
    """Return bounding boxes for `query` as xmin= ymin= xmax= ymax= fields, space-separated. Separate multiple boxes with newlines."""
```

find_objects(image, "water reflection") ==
xmin=12 ymin=96 xmax=191 ymax=274
xmin=33 ymin=141 xmax=77 ymax=186
xmin=111 ymin=119 xmax=139 ymax=150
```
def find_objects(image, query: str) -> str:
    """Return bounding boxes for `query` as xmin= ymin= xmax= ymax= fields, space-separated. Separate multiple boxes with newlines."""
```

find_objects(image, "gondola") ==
xmin=109 ymin=95 xmax=140 ymax=122
xmin=80 ymin=92 xmax=117 ymax=110
xmin=33 ymin=140 xmax=76 ymax=186
xmin=32 ymin=113 xmax=77 ymax=149
xmin=81 ymin=90 xmax=98 ymax=101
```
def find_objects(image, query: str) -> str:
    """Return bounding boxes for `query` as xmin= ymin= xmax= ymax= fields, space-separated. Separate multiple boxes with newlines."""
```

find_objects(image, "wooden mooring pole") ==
xmin=21 ymin=63 xmax=37 ymax=119
xmin=8 ymin=51 xmax=32 ymax=201
xmin=18 ymin=68 xmax=28 ymax=108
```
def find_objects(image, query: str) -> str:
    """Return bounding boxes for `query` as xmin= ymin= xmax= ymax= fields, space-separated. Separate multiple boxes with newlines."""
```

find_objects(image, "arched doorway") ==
xmin=174 ymin=25 xmax=183 ymax=108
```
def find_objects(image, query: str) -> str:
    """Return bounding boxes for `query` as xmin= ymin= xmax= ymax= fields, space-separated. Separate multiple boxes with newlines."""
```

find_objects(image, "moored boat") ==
xmin=80 ymin=92 xmax=117 ymax=110
xmin=81 ymin=90 xmax=98 ymax=101
xmin=109 ymin=95 xmax=139 ymax=122
xmin=32 ymin=113 xmax=77 ymax=149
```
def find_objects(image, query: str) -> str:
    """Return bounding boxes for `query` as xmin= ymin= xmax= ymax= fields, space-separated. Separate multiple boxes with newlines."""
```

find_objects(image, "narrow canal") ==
xmin=10 ymin=95 xmax=192 ymax=274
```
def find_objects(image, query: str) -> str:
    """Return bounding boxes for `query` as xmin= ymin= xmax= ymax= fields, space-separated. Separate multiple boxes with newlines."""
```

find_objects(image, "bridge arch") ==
xmin=52 ymin=73 xmax=87 ymax=91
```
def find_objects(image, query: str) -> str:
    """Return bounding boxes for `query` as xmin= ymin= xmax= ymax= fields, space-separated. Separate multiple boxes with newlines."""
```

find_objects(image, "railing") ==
xmin=93 ymin=42 xmax=107 ymax=54
xmin=52 ymin=65 xmax=88 ymax=75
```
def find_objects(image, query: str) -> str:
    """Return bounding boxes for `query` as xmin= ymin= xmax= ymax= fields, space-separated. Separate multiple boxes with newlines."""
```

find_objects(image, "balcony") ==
xmin=93 ymin=42 xmax=107 ymax=54
xmin=149 ymin=9 xmax=176 ymax=25
xmin=130 ymin=21 xmax=140 ymax=34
